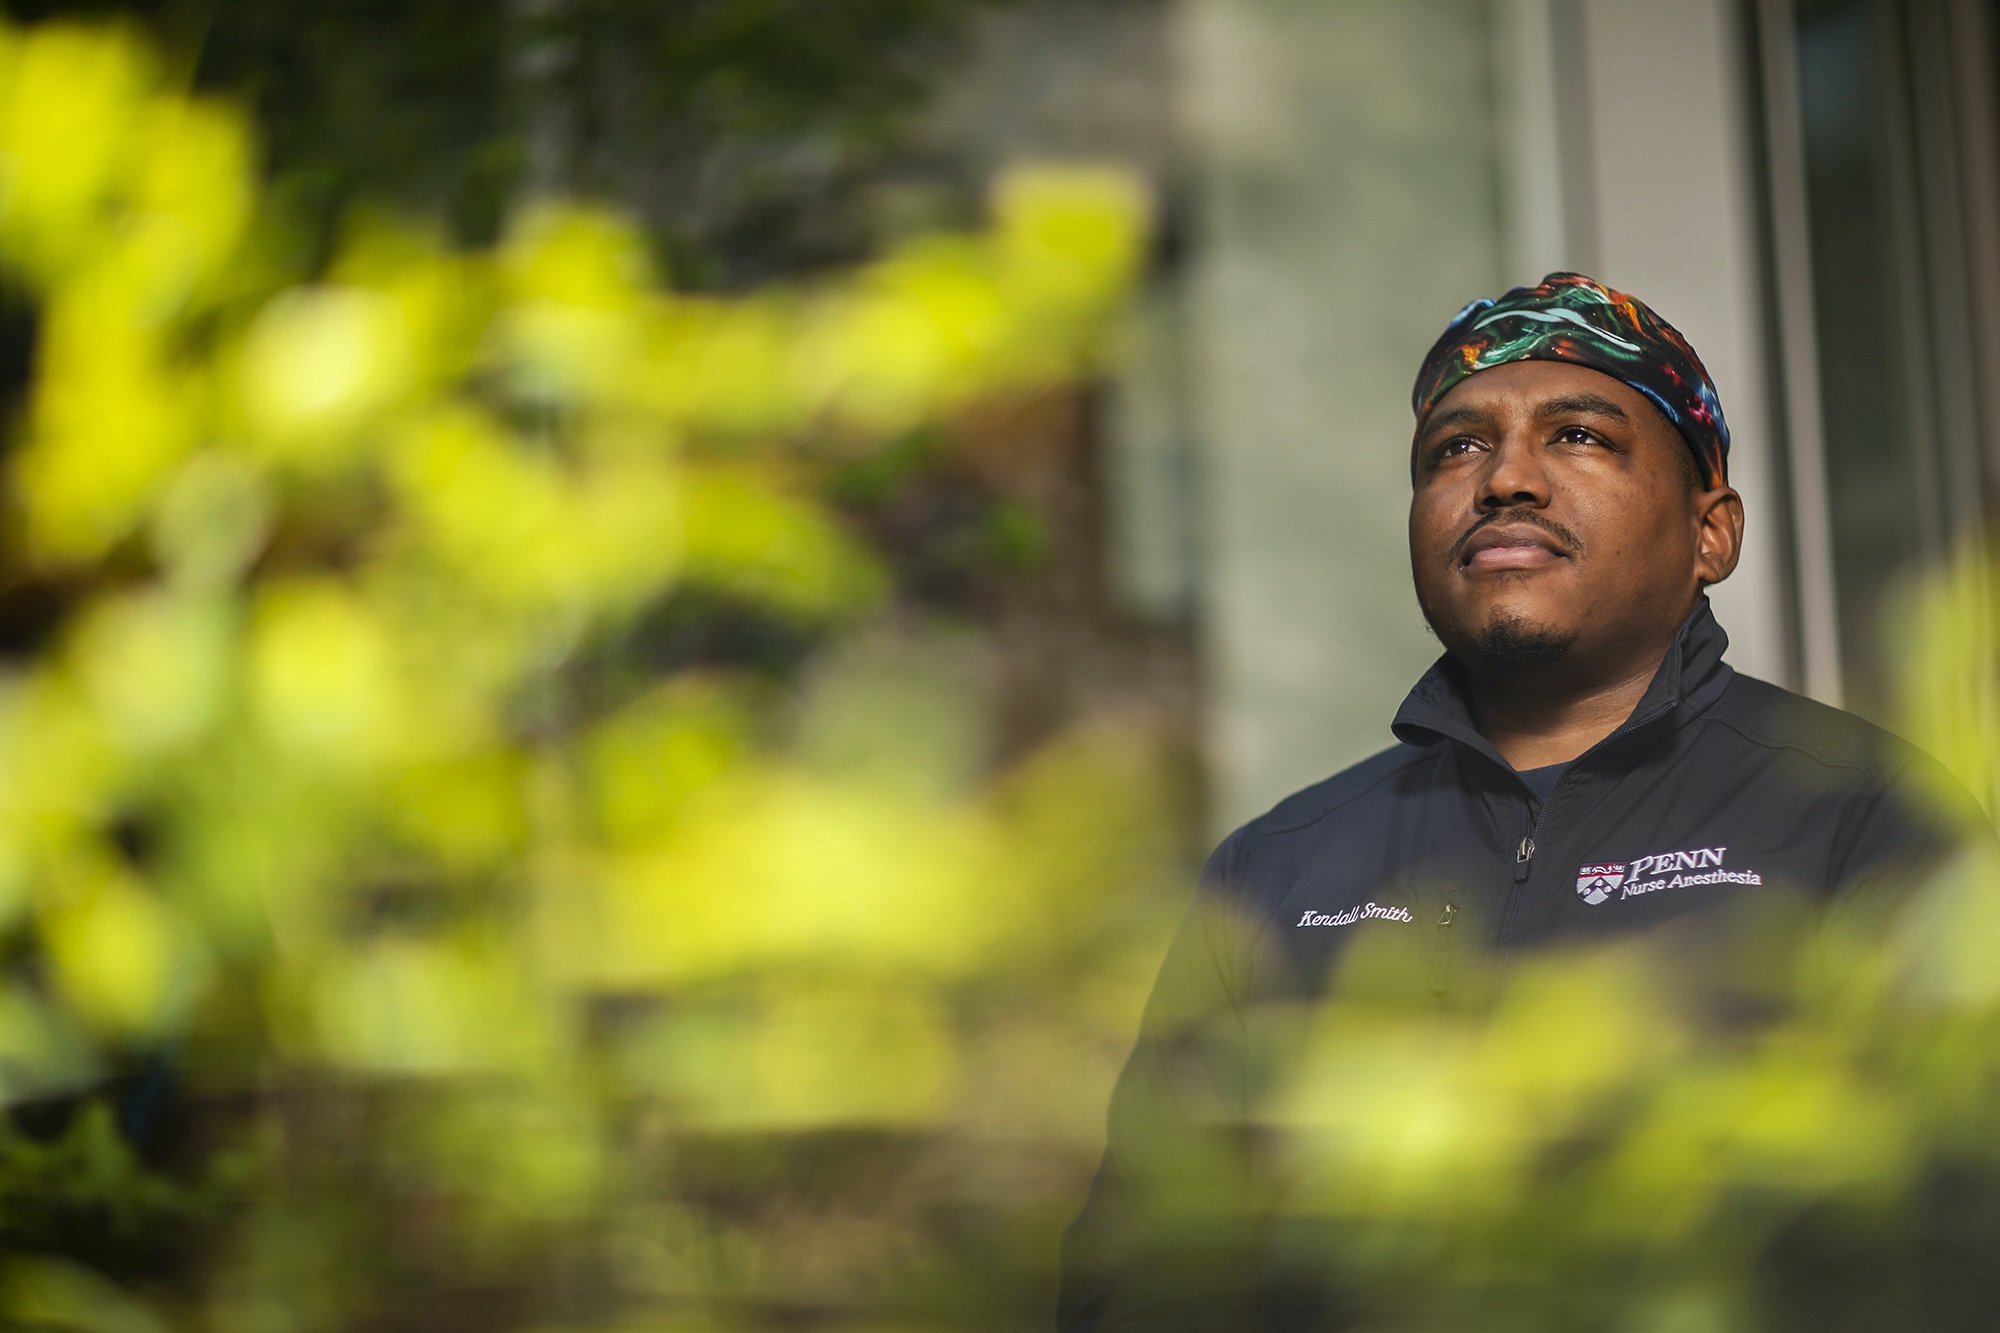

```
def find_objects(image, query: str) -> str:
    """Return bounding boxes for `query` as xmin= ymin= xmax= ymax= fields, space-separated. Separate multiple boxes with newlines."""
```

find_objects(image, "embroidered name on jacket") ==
xmin=1295 ymin=903 xmax=1414 ymax=927
xmin=1577 ymin=846 xmax=1763 ymax=906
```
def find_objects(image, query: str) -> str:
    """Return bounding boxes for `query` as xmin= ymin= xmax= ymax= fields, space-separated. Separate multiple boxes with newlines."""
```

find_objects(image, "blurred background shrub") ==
xmin=0 ymin=10 xmax=1209 ymax=1331
xmin=1259 ymin=852 xmax=2000 ymax=1333
xmin=4 ymin=0 xmax=1006 ymax=279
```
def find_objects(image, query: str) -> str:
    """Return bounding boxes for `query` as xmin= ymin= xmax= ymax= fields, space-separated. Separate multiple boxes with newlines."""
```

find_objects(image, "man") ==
xmin=1059 ymin=274 xmax=1988 ymax=1330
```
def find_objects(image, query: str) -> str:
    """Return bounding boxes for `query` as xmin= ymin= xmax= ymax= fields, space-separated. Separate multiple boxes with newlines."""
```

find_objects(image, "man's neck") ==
xmin=1468 ymin=642 xmax=1673 ymax=770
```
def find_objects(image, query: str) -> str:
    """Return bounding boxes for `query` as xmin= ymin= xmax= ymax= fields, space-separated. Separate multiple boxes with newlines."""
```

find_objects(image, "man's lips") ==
xmin=1458 ymin=523 xmax=1568 ymax=571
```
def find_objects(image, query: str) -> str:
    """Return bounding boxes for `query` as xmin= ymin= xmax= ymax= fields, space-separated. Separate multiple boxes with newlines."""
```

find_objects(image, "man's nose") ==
xmin=1476 ymin=435 xmax=1551 ymax=510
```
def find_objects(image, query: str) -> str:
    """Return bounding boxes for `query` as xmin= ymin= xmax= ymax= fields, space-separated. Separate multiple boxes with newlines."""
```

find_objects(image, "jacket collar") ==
xmin=1390 ymin=598 xmax=1735 ymax=771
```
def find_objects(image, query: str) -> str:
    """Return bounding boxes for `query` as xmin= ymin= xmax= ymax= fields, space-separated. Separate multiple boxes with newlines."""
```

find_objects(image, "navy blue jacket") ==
xmin=1060 ymin=601 xmax=1985 ymax=1331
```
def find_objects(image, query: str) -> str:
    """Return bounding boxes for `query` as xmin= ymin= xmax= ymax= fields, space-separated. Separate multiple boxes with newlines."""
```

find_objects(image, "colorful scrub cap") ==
xmin=1411 ymin=272 xmax=1729 ymax=487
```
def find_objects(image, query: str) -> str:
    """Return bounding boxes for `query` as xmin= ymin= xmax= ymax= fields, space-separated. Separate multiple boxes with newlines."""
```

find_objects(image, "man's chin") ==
xmin=1419 ymin=600 xmax=1579 ymax=680
xmin=1468 ymin=611 xmax=1576 ymax=678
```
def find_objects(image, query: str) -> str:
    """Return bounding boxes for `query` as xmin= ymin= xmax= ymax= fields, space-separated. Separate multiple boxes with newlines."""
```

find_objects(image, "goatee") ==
xmin=1463 ymin=611 xmax=1576 ymax=678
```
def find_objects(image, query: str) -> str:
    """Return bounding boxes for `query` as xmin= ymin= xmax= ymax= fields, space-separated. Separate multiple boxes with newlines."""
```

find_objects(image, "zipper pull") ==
xmin=1513 ymin=836 xmax=1536 ymax=883
xmin=1429 ymin=901 xmax=1459 ymax=998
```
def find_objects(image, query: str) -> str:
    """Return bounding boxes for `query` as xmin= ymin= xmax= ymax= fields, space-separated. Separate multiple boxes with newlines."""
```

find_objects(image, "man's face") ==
xmin=1408 ymin=359 xmax=1742 ymax=679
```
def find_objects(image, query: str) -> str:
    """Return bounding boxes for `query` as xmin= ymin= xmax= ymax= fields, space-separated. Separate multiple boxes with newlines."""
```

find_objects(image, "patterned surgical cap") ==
xmin=1411 ymin=272 xmax=1729 ymax=488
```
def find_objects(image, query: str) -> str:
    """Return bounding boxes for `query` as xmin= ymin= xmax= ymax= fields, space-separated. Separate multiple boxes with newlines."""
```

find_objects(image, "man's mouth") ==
xmin=1457 ymin=523 xmax=1569 ymax=571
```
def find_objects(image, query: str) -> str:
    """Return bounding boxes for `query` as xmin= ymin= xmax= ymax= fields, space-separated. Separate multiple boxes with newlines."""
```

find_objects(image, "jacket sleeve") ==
xmin=1827 ymin=753 xmax=1997 ymax=896
xmin=1817 ymin=752 xmax=2000 ymax=975
xmin=1058 ymin=830 xmax=1262 ymax=1333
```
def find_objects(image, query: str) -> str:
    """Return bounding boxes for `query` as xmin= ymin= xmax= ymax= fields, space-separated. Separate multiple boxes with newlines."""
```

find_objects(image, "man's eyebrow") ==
xmin=1419 ymin=404 xmax=1495 ymax=437
xmin=1533 ymin=393 xmax=1630 ymax=421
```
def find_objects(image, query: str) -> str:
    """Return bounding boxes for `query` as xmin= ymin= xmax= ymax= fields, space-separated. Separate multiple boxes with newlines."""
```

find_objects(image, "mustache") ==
xmin=1442 ymin=507 xmax=1586 ymax=567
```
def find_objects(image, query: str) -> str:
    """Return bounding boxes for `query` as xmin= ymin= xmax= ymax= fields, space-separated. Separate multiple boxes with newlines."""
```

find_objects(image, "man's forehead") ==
xmin=1426 ymin=360 xmax=1650 ymax=422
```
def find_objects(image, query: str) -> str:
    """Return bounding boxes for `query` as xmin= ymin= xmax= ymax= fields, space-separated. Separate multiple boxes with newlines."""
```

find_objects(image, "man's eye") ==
xmin=1437 ymin=436 xmax=1481 ymax=459
xmin=1554 ymin=426 xmax=1598 ymax=445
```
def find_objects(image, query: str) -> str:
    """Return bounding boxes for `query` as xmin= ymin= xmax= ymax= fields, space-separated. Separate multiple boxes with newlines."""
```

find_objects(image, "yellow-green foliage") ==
xmin=1257 ymin=855 xmax=2000 ymax=1331
xmin=0 ymin=18 xmax=1175 ymax=1331
xmin=1893 ymin=541 xmax=2000 ymax=822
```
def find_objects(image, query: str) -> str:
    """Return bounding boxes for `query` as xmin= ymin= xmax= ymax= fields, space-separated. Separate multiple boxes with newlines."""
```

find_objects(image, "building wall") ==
xmin=1176 ymin=0 xmax=1506 ymax=830
xmin=1566 ymin=0 xmax=1795 ymax=689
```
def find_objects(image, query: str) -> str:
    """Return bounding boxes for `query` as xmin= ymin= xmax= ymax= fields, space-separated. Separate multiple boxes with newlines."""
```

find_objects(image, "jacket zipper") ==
xmin=1506 ymin=700 xmax=1678 ymax=886
xmin=1495 ymin=700 xmax=1681 ymax=974
xmin=1513 ymin=829 xmax=1538 ymax=882
xmin=1512 ymin=795 xmax=1550 ymax=882
xmin=1429 ymin=901 xmax=1459 ymax=997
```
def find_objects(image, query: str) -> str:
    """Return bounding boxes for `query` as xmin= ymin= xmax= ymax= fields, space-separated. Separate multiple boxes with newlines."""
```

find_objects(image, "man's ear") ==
xmin=1692 ymin=487 xmax=1745 ymax=586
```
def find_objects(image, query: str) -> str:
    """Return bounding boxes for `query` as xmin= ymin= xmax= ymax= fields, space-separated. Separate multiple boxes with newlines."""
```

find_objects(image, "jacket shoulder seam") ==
xmin=1697 ymin=711 xmax=1916 ymax=783
xmin=1248 ymin=746 xmax=1441 ymax=838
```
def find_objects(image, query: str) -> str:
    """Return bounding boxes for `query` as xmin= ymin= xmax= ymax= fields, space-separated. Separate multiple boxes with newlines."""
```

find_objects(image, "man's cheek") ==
xmin=1410 ymin=518 xmax=1453 ymax=569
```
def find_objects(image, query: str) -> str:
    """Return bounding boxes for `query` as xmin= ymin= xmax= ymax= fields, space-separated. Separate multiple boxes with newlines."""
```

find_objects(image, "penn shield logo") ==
xmin=1575 ymin=863 xmax=1627 ymax=905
